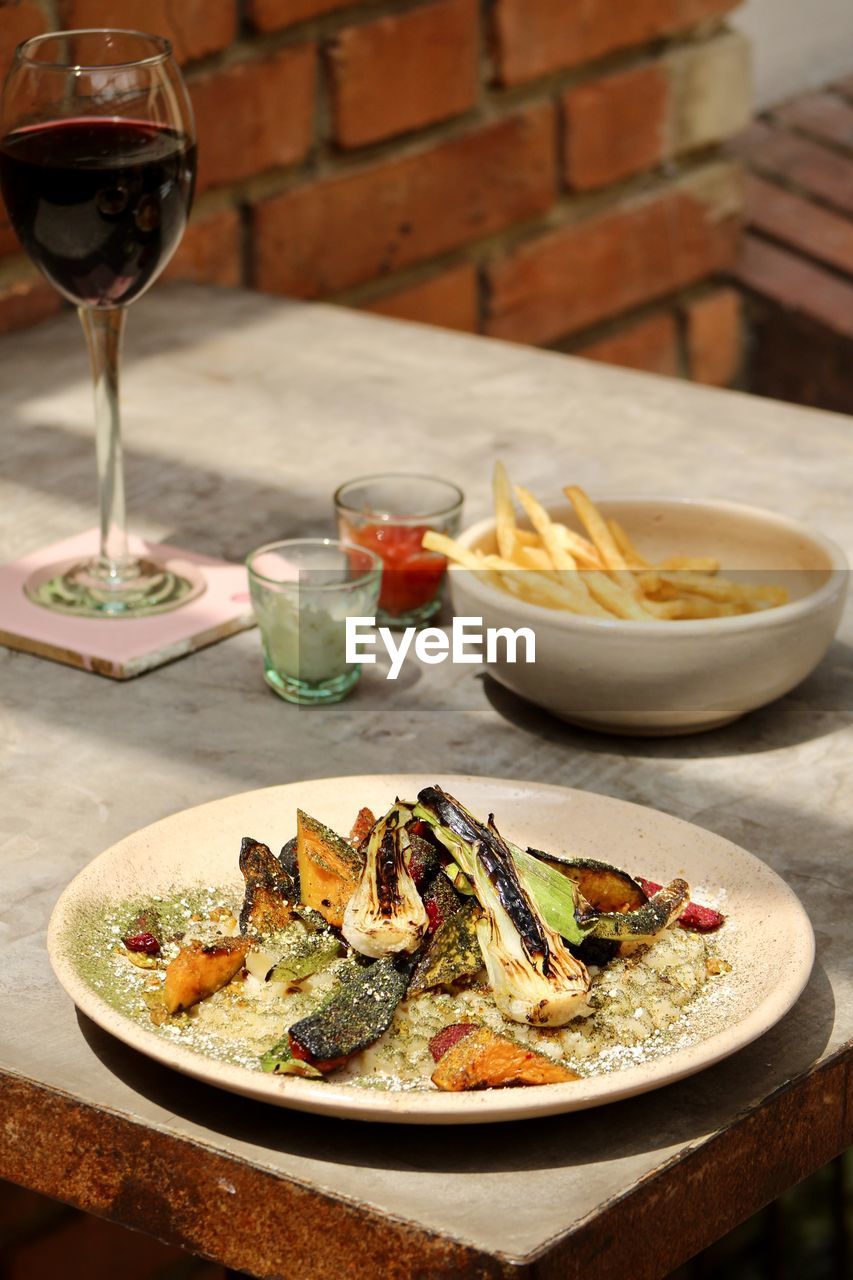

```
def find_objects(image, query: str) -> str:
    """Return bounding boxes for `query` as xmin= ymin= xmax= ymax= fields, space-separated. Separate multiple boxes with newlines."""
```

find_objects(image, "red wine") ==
xmin=0 ymin=118 xmax=196 ymax=307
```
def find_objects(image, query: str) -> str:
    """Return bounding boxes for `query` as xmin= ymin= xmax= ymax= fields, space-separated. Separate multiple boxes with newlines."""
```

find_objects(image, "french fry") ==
xmin=493 ymin=461 xmax=517 ymax=562
xmin=426 ymin=484 xmax=787 ymax=624
xmin=580 ymin=571 xmax=655 ymax=621
xmin=608 ymin=519 xmax=649 ymax=569
xmin=650 ymin=597 xmax=751 ymax=620
xmin=551 ymin=523 xmax=604 ymax=570
xmin=422 ymin=530 xmax=486 ymax=572
xmin=482 ymin=554 xmax=610 ymax=618
xmin=516 ymin=544 xmax=554 ymax=572
xmin=564 ymin=485 xmax=650 ymax=605
xmin=638 ymin=569 xmax=788 ymax=607
xmin=659 ymin=555 xmax=720 ymax=574
xmin=564 ymin=486 xmax=628 ymax=572
xmin=514 ymin=485 xmax=578 ymax=572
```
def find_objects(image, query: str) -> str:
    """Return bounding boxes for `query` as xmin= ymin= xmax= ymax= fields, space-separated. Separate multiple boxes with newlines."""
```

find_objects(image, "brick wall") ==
xmin=0 ymin=0 xmax=751 ymax=385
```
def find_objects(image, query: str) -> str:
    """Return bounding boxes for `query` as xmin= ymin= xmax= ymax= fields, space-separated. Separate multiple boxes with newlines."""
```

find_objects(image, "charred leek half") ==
xmin=342 ymin=804 xmax=429 ymax=958
xmin=414 ymin=787 xmax=591 ymax=1027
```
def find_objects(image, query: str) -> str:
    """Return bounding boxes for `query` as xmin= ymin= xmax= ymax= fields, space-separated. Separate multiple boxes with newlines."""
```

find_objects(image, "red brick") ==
xmin=486 ymin=174 xmax=740 ymax=346
xmin=745 ymin=174 xmax=853 ymax=277
xmin=0 ymin=2 xmax=47 ymax=74
xmin=364 ymin=263 xmax=479 ymax=331
xmin=163 ymin=208 xmax=242 ymax=286
xmin=684 ymin=287 xmax=741 ymax=384
xmin=734 ymin=233 xmax=853 ymax=342
xmin=58 ymin=0 xmax=237 ymax=63
xmin=190 ymin=46 xmax=315 ymax=193
xmin=247 ymin=0 xmax=362 ymax=30
xmin=577 ymin=311 xmax=680 ymax=376
xmin=772 ymin=92 xmax=853 ymax=152
xmin=0 ymin=275 xmax=63 ymax=336
xmin=732 ymin=120 xmax=853 ymax=216
xmin=254 ymin=105 xmax=556 ymax=297
xmin=563 ymin=65 xmax=667 ymax=191
xmin=492 ymin=0 xmax=739 ymax=86
xmin=328 ymin=0 xmax=478 ymax=149
xmin=5 ymin=1211 xmax=187 ymax=1280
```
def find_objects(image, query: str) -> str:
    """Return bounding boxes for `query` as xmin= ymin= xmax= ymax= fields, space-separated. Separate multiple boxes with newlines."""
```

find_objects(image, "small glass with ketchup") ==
xmin=334 ymin=474 xmax=464 ymax=628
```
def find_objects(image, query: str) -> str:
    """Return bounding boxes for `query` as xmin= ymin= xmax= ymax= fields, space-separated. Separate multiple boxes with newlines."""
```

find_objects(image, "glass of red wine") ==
xmin=0 ymin=29 xmax=202 ymax=616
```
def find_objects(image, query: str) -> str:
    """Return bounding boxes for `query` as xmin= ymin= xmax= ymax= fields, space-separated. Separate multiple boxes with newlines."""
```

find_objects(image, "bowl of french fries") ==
xmin=425 ymin=466 xmax=847 ymax=734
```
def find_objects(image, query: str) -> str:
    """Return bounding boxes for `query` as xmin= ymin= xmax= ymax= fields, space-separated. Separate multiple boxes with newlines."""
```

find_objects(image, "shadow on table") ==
xmin=77 ymin=957 xmax=835 ymax=1179
xmin=2 ymin=420 xmax=323 ymax=559
xmin=480 ymin=639 xmax=853 ymax=759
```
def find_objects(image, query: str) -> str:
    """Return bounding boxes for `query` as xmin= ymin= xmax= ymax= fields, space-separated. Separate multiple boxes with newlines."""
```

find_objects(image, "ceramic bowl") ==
xmin=450 ymin=497 xmax=848 ymax=735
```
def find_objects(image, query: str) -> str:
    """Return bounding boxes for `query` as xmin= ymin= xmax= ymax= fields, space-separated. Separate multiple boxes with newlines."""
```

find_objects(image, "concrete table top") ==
xmin=0 ymin=285 xmax=851 ymax=1280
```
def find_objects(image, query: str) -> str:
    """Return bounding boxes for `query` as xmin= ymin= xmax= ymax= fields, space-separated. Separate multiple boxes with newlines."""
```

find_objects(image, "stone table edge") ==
xmin=528 ymin=1044 xmax=852 ymax=1279
xmin=0 ymin=1067 xmax=518 ymax=1280
xmin=2 ymin=1043 xmax=851 ymax=1280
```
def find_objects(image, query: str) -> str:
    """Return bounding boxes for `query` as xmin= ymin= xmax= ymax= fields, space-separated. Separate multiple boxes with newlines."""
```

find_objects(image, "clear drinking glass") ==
xmin=334 ymin=473 xmax=464 ymax=628
xmin=0 ymin=30 xmax=201 ymax=617
xmin=247 ymin=539 xmax=383 ymax=705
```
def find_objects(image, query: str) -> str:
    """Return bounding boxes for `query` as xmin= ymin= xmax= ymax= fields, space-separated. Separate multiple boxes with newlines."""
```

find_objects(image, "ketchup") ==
xmin=351 ymin=523 xmax=446 ymax=616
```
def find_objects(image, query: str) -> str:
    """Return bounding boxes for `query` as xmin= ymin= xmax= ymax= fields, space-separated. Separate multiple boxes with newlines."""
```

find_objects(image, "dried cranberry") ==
xmin=123 ymin=931 xmax=161 ymax=956
xmin=428 ymin=1023 xmax=477 ymax=1062
xmin=425 ymin=898 xmax=442 ymax=933
xmin=636 ymin=877 xmax=725 ymax=933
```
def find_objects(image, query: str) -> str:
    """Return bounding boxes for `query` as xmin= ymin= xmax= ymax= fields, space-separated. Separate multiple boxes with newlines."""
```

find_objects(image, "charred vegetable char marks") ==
xmin=238 ymin=836 xmax=295 ymax=935
xmin=418 ymin=787 xmax=551 ymax=970
xmin=287 ymin=953 xmax=416 ymax=1072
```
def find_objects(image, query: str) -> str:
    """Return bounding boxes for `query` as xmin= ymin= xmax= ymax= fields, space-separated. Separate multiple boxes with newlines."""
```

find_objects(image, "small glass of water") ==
xmin=247 ymin=538 xmax=382 ymax=705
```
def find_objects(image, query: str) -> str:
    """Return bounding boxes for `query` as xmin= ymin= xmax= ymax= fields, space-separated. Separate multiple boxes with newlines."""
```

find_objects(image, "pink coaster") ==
xmin=0 ymin=529 xmax=255 ymax=679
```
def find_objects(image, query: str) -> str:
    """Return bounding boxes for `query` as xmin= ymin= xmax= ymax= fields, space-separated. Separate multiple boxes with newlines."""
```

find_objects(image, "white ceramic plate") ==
xmin=48 ymin=775 xmax=814 ymax=1124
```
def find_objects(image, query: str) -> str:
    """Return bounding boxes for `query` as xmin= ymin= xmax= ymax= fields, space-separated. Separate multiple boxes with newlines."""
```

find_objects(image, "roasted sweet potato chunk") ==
xmin=430 ymin=1026 xmax=580 ymax=1091
xmin=163 ymin=937 xmax=250 ymax=1014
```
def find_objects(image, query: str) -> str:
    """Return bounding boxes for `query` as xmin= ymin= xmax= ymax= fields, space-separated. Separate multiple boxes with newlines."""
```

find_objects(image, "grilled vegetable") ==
xmin=163 ymin=936 xmax=250 ymax=1014
xmin=279 ymin=837 xmax=300 ymax=897
xmin=422 ymin=868 xmax=462 ymax=933
xmin=430 ymin=1024 xmax=581 ymax=1090
xmin=415 ymin=787 xmax=591 ymax=1027
xmin=509 ymin=844 xmax=598 ymax=945
xmin=407 ymin=829 xmax=442 ymax=888
xmin=409 ymin=899 xmax=483 ymax=994
xmin=296 ymin=809 xmax=365 ymax=928
xmin=239 ymin=836 xmax=295 ymax=935
xmin=288 ymin=953 xmax=415 ymax=1072
xmin=348 ymin=807 xmax=376 ymax=848
xmin=260 ymin=1037 xmax=325 ymax=1078
xmin=342 ymin=804 xmax=429 ymax=958
xmin=636 ymin=877 xmax=725 ymax=932
xmin=268 ymin=922 xmax=343 ymax=985
xmin=528 ymin=851 xmax=647 ymax=914
xmin=592 ymin=878 xmax=690 ymax=943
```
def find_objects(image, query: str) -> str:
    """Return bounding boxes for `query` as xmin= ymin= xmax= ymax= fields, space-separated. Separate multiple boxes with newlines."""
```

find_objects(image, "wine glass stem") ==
xmin=80 ymin=305 xmax=131 ymax=582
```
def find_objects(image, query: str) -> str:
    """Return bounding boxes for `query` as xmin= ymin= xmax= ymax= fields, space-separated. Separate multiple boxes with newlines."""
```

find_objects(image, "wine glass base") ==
xmin=24 ymin=555 xmax=206 ymax=618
